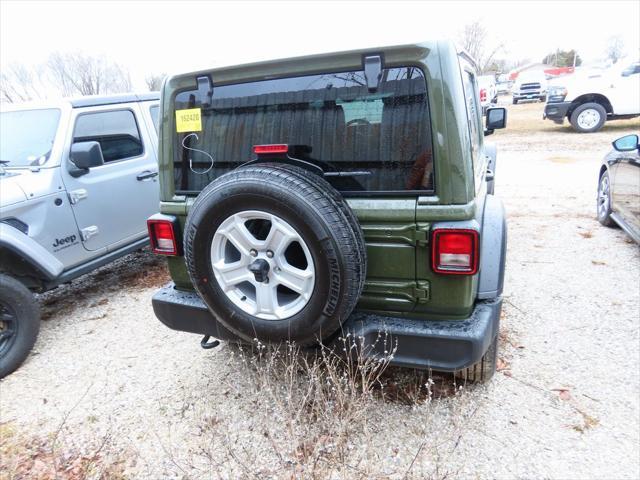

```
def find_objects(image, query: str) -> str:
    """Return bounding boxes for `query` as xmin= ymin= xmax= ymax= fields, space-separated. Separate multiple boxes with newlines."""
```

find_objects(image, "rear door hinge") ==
xmin=81 ymin=226 xmax=99 ymax=241
xmin=413 ymin=281 xmax=430 ymax=304
xmin=68 ymin=189 xmax=88 ymax=205
xmin=415 ymin=225 xmax=429 ymax=246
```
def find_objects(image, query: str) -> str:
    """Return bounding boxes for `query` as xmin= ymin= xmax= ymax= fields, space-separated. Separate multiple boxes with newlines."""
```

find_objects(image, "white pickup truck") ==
xmin=477 ymin=75 xmax=498 ymax=114
xmin=544 ymin=60 xmax=640 ymax=133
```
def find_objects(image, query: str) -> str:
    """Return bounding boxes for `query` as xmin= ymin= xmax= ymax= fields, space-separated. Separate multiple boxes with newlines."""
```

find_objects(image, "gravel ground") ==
xmin=1 ymin=101 xmax=639 ymax=479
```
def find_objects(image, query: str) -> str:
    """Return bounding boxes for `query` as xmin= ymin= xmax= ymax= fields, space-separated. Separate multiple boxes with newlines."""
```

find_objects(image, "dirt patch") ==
xmin=40 ymin=250 xmax=168 ymax=321
xmin=547 ymin=156 xmax=577 ymax=164
xmin=0 ymin=422 xmax=128 ymax=480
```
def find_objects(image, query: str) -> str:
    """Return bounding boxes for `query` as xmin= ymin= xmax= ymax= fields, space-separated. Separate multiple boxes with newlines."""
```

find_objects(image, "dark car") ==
xmin=597 ymin=134 xmax=640 ymax=243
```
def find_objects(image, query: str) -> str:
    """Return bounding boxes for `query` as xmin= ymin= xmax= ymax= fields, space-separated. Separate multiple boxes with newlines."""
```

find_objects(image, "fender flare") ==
xmin=0 ymin=223 xmax=64 ymax=280
xmin=477 ymin=195 xmax=507 ymax=299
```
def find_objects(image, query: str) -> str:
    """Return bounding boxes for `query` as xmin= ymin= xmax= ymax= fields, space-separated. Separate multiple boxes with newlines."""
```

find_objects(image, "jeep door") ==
xmin=61 ymin=103 xmax=159 ymax=252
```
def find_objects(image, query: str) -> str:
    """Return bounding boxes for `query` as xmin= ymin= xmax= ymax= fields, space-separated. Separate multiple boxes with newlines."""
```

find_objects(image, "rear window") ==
xmin=173 ymin=66 xmax=433 ymax=194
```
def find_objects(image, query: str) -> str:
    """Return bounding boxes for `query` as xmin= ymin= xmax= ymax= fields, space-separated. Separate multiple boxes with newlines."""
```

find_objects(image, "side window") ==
xmin=149 ymin=105 xmax=160 ymax=133
xmin=73 ymin=110 xmax=143 ymax=163
xmin=461 ymin=71 xmax=482 ymax=161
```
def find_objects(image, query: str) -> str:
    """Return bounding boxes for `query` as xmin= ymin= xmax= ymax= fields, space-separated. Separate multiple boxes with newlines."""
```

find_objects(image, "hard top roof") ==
xmin=1 ymin=92 xmax=159 ymax=112
xmin=69 ymin=92 xmax=159 ymax=108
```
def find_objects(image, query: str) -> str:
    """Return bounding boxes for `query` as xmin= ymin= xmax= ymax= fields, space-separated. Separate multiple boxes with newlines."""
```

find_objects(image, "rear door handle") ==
xmin=137 ymin=170 xmax=158 ymax=181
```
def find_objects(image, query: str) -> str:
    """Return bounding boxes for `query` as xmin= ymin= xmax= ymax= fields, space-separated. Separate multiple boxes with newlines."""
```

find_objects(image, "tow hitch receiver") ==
xmin=200 ymin=335 xmax=220 ymax=349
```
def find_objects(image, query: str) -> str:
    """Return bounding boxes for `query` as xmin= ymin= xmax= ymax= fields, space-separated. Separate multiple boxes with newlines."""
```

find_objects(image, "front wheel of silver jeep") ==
xmin=0 ymin=274 xmax=40 ymax=378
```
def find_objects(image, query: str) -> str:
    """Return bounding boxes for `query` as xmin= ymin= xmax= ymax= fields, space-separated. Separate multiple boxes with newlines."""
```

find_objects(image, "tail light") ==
xmin=147 ymin=214 xmax=181 ymax=256
xmin=432 ymin=229 xmax=479 ymax=275
xmin=480 ymin=88 xmax=487 ymax=103
xmin=253 ymin=144 xmax=289 ymax=154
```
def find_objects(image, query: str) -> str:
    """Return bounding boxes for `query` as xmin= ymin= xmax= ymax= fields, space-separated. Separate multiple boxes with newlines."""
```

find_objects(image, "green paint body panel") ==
xmin=157 ymin=40 xmax=492 ymax=322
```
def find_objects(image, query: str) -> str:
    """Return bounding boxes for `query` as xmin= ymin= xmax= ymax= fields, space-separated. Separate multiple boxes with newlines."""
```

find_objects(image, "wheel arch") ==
xmin=477 ymin=195 xmax=507 ymax=300
xmin=598 ymin=163 xmax=609 ymax=179
xmin=568 ymin=94 xmax=613 ymax=118
xmin=0 ymin=223 xmax=63 ymax=290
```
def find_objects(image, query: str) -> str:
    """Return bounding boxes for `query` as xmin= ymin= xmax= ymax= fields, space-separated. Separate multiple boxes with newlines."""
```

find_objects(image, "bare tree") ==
xmin=145 ymin=73 xmax=166 ymax=92
xmin=605 ymin=35 xmax=625 ymax=64
xmin=0 ymin=63 xmax=48 ymax=103
xmin=47 ymin=52 xmax=132 ymax=96
xmin=459 ymin=20 xmax=504 ymax=73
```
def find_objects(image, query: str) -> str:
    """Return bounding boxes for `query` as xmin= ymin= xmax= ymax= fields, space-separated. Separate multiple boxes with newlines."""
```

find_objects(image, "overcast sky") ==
xmin=1 ymin=0 xmax=639 ymax=90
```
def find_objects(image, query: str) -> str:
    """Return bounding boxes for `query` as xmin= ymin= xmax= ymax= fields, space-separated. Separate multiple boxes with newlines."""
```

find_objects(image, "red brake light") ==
xmin=253 ymin=144 xmax=289 ymax=154
xmin=432 ymin=229 xmax=479 ymax=275
xmin=147 ymin=217 xmax=179 ymax=256
xmin=480 ymin=88 xmax=487 ymax=102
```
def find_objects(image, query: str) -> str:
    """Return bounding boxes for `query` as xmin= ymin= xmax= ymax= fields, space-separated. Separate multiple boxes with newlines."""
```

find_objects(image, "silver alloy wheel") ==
xmin=577 ymin=108 xmax=601 ymax=130
xmin=210 ymin=210 xmax=315 ymax=320
xmin=598 ymin=174 xmax=610 ymax=219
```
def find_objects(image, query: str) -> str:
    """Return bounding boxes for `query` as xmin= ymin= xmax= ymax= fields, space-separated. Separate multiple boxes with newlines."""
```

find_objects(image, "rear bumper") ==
xmin=152 ymin=283 xmax=502 ymax=372
xmin=543 ymin=101 xmax=571 ymax=123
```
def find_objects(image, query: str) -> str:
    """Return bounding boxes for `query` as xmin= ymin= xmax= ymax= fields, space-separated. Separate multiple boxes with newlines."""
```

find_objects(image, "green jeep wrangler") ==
xmin=148 ymin=40 xmax=507 ymax=382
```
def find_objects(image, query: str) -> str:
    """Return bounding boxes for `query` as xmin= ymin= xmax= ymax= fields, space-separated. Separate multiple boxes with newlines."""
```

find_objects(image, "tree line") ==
xmin=1 ymin=52 xmax=165 ymax=103
xmin=0 ymin=28 xmax=629 ymax=103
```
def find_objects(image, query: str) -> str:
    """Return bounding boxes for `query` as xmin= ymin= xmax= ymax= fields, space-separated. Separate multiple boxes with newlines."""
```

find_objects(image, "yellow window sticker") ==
xmin=175 ymin=108 xmax=202 ymax=133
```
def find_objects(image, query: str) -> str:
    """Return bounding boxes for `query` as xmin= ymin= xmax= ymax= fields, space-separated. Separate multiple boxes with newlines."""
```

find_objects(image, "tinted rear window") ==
xmin=173 ymin=67 xmax=433 ymax=194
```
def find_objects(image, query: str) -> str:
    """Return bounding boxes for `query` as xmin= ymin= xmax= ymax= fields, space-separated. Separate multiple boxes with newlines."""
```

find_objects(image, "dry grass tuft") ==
xmin=169 ymin=335 xmax=467 ymax=479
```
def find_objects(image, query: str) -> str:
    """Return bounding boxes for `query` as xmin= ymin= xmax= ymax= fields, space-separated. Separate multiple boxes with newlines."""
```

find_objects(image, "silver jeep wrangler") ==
xmin=0 ymin=93 xmax=160 ymax=377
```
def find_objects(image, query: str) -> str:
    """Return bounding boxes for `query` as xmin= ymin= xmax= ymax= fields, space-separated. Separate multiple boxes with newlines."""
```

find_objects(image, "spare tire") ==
xmin=183 ymin=164 xmax=366 ymax=346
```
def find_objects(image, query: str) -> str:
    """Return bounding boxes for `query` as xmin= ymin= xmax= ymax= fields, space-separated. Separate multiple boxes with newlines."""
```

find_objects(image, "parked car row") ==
xmin=1 ymin=42 xmax=638 ymax=383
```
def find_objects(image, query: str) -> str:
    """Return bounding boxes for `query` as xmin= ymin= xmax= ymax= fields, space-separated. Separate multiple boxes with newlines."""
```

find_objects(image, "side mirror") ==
xmin=612 ymin=134 xmax=639 ymax=152
xmin=484 ymin=107 xmax=507 ymax=136
xmin=69 ymin=141 xmax=104 ymax=177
